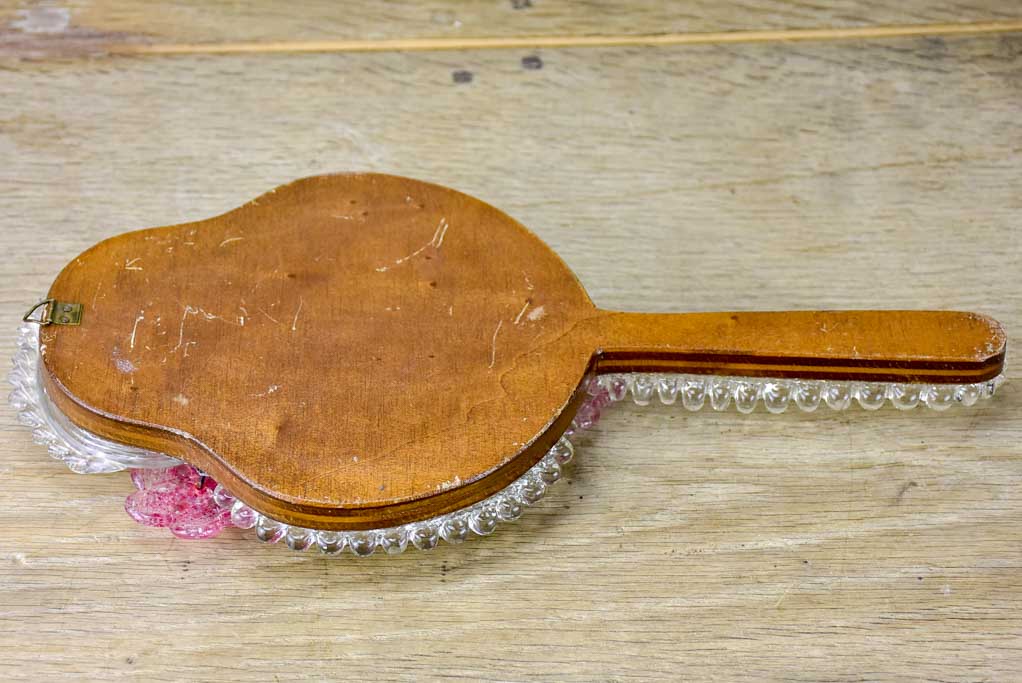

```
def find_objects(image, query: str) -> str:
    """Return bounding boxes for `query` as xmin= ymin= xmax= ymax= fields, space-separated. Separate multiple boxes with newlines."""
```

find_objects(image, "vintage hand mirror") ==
xmin=12 ymin=173 xmax=1006 ymax=554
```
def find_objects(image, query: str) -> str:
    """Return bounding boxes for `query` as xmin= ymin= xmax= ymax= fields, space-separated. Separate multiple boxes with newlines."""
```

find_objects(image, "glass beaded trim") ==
xmin=8 ymin=324 xmax=177 ymax=473
xmin=211 ymin=436 xmax=576 ymax=555
xmin=10 ymin=322 xmax=1006 ymax=554
xmin=595 ymin=372 xmax=1004 ymax=413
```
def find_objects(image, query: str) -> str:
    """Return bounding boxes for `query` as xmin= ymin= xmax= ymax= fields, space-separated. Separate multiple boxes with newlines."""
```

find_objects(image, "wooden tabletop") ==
xmin=2 ymin=3 xmax=1021 ymax=681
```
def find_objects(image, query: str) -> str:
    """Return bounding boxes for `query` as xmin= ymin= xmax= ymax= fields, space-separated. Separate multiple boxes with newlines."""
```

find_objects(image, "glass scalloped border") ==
xmin=212 ymin=436 xmax=576 ymax=556
xmin=8 ymin=324 xmax=177 ymax=473
xmin=595 ymin=372 xmax=1004 ymax=413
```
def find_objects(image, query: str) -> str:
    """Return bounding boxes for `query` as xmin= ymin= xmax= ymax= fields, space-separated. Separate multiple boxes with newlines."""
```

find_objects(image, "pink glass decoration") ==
xmin=574 ymin=378 xmax=611 ymax=431
xmin=122 ymin=381 xmax=613 ymax=540
xmin=125 ymin=464 xmax=233 ymax=539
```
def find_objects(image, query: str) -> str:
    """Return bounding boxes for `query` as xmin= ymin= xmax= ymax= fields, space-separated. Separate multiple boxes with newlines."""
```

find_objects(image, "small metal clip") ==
xmin=193 ymin=467 xmax=209 ymax=490
xmin=22 ymin=299 xmax=84 ymax=326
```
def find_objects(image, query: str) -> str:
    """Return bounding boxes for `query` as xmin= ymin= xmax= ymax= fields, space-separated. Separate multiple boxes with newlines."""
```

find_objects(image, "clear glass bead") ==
xmin=496 ymin=497 xmax=523 ymax=521
xmin=733 ymin=380 xmax=760 ymax=414
xmin=284 ymin=526 xmax=314 ymax=551
xmin=923 ymin=385 xmax=955 ymax=411
xmin=680 ymin=377 xmax=706 ymax=411
xmin=630 ymin=376 xmax=655 ymax=406
xmin=791 ymin=380 xmax=822 ymax=412
xmin=709 ymin=378 xmax=732 ymax=411
xmin=550 ymin=437 xmax=574 ymax=466
xmin=255 ymin=516 xmax=286 ymax=544
xmin=606 ymin=375 xmax=628 ymax=402
xmin=230 ymin=500 xmax=257 ymax=529
xmin=822 ymin=382 xmax=852 ymax=410
xmin=855 ymin=383 xmax=888 ymax=410
xmin=955 ymin=384 xmax=980 ymax=407
xmin=380 ymin=527 xmax=409 ymax=555
xmin=439 ymin=516 xmax=470 ymax=544
xmin=520 ymin=477 xmax=547 ymax=505
xmin=984 ymin=379 xmax=999 ymax=398
xmin=656 ymin=377 xmax=679 ymax=404
xmin=761 ymin=381 xmax=791 ymax=414
xmin=316 ymin=530 xmax=347 ymax=555
xmin=212 ymin=484 xmax=235 ymax=509
xmin=348 ymin=531 xmax=377 ymax=557
xmin=889 ymin=384 xmax=921 ymax=410
xmin=409 ymin=523 xmax=440 ymax=551
xmin=538 ymin=459 xmax=562 ymax=484
xmin=469 ymin=506 xmax=499 ymax=536
xmin=18 ymin=411 xmax=42 ymax=428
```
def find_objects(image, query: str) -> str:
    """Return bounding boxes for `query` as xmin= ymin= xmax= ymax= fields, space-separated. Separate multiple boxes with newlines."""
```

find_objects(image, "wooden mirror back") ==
xmin=40 ymin=173 xmax=1006 ymax=530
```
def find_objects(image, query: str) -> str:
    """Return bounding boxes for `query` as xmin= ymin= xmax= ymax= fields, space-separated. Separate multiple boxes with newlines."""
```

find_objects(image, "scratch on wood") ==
xmin=523 ymin=271 xmax=535 ymax=291
xmin=129 ymin=311 xmax=145 ymax=350
xmin=291 ymin=297 xmax=304 ymax=331
xmin=253 ymin=384 xmax=282 ymax=398
xmin=513 ymin=300 xmax=531 ymax=325
xmin=171 ymin=305 xmax=241 ymax=355
xmin=259 ymin=307 xmax=281 ymax=324
xmin=124 ymin=258 xmax=143 ymax=271
xmin=375 ymin=217 xmax=449 ymax=272
xmin=171 ymin=306 xmax=199 ymax=354
xmin=488 ymin=319 xmax=503 ymax=369
xmin=431 ymin=217 xmax=449 ymax=248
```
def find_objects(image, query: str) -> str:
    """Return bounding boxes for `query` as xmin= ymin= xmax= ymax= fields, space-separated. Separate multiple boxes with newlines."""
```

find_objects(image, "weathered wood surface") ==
xmin=1 ymin=0 xmax=1020 ymax=59
xmin=1 ymin=4 xmax=1021 ymax=681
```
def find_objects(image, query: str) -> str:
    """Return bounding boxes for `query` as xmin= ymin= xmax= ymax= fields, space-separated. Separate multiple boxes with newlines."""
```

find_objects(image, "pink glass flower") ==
xmin=125 ymin=464 xmax=233 ymax=539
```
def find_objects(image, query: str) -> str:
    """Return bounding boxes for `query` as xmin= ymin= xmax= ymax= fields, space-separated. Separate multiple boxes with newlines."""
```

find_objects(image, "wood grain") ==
xmin=1 ymin=23 xmax=1021 ymax=683
xmin=1 ymin=0 xmax=1021 ymax=60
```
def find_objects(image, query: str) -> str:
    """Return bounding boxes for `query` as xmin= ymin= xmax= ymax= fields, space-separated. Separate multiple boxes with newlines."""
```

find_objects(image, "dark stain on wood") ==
xmin=521 ymin=55 xmax=543 ymax=70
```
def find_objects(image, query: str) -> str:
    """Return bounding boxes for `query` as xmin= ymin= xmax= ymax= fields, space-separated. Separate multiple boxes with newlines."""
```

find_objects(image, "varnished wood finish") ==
xmin=41 ymin=173 xmax=598 ymax=529
xmin=39 ymin=173 xmax=1004 ymax=530
xmin=595 ymin=310 xmax=1004 ymax=382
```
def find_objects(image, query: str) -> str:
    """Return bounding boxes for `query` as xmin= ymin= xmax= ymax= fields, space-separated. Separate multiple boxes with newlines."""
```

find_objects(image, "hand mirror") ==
xmin=15 ymin=173 xmax=1006 ymax=550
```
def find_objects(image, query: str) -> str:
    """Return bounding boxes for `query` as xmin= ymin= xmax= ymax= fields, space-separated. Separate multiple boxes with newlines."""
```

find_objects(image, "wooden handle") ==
xmin=592 ymin=310 xmax=1005 ymax=383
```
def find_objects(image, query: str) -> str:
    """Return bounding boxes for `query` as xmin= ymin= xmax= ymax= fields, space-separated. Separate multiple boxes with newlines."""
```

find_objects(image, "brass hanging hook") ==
xmin=22 ymin=299 xmax=83 ymax=326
